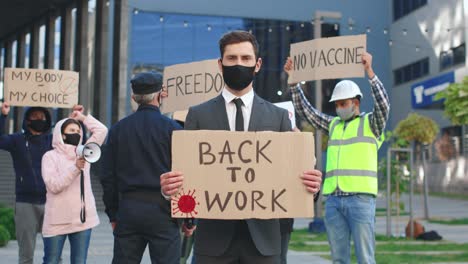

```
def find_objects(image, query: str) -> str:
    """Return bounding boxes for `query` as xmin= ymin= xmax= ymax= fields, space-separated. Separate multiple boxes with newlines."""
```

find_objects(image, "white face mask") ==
xmin=336 ymin=103 xmax=355 ymax=121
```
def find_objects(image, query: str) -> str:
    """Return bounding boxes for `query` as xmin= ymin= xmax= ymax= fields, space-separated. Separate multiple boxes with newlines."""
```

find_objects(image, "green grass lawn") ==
xmin=428 ymin=218 xmax=468 ymax=225
xmin=290 ymin=228 xmax=468 ymax=263
xmin=414 ymin=191 xmax=468 ymax=201
xmin=290 ymin=241 xmax=468 ymax=252
xmin=291 ymin=228 xmax=328 ymax=241
xmin=375 ymin=207 xmax=409 ymax=216
xmin=320 ymin=253 xmax=468 ymax=264
xmin=292 ymin=228 xmax=412 ymax=242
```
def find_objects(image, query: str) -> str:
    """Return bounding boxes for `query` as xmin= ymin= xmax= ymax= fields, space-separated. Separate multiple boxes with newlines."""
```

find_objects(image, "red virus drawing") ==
xmin=172 ymin=189 xmax=199 ymax=217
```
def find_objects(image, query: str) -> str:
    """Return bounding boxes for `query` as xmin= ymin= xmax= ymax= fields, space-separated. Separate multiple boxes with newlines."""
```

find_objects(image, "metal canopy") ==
xmin=0 ymin=0 xmax=74 ymax=41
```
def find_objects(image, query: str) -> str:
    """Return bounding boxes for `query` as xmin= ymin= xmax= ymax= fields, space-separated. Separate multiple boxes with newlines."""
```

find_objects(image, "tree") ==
xmin=379 ymin=130 xmax=410 ymax=226
xmin=394 ymin=113 xmax=439 ymax=219
xmin=435 ymin=76 xmax=468 ymax=125
xmin=379 ymin=131 xmax=410 ymax=194
xmin=394 ymin=113 xmax=439 ymax=144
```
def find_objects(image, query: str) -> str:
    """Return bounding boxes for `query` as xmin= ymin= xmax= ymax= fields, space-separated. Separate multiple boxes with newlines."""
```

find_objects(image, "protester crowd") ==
xmin=0 ymin=30 xmax=388 ymax=264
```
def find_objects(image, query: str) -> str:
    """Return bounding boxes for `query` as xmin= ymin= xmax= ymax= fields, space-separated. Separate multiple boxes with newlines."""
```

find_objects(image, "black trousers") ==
xmin=194 ymin=221 xmax=280 ymax=264
xmin=112 ymin=198 xmax=181 ymax=264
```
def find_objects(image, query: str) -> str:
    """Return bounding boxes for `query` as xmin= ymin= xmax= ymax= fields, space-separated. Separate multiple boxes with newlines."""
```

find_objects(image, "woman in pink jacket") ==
xmin=41 ymin=110 xmax=107 ymax=264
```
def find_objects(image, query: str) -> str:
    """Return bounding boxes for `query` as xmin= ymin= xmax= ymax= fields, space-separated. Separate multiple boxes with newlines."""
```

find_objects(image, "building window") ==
xmin=131 ymin=12 xmax=339 ymax=103
xmin=453 ymin=44 xmax=466 ymax=65
xmin=394 ymin=57 xmax=429 ymax=85
xmin=440 ymin=43 xmax=466 ymax=71
xmin=393 ymin=0 xmax=427 ymax=21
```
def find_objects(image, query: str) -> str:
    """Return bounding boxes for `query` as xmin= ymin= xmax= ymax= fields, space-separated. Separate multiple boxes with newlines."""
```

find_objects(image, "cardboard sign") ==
xmin=171 ymin=130 xmax=316 ymax=219
xmin=162 ymin=59 xmax=223 ymax=113
xmin=3 ymin=68 xmax=79 ymax=108
xmin=288 ymin=34 xmax=366 ymax=83
xmin=173 ymin=110 xmax=188 ymax=123
xmin=274 ymin=101 xmax=296 ymax=129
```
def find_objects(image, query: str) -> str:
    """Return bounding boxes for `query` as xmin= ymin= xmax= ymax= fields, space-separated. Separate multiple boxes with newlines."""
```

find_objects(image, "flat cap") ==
xmin=130 ymin=72 xmax=163 ymax=95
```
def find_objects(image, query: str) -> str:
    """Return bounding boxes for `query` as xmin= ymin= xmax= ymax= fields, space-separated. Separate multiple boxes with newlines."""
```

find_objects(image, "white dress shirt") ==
xmin=221 ymin=88 xmax=254 ymax=131
xmin=162 ymin=88 xmax=255 ymax=200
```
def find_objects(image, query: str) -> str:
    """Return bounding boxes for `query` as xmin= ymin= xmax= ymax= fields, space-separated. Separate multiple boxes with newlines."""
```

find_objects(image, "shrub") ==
xmin=394 ymin=113 xmax=439 ymax=144
xmin=0 ymin=207 xmax=15 ymax=240
xmin=435 ymin=76 xmax=468 ymax=125
xmin=0 ymin=225 xmax=10 ymax=247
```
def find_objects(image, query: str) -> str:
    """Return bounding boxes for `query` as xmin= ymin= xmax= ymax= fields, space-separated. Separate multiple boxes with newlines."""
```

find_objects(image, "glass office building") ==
xmin=130 ymin=11 xmax=340 ymax=116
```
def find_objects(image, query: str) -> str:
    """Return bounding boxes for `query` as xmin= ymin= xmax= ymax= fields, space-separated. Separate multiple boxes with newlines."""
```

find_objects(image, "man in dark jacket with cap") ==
xmin=0 ymin=102 xmax=83 ymax=263
xmin=101 ymin=71 xmax=183 ymax=264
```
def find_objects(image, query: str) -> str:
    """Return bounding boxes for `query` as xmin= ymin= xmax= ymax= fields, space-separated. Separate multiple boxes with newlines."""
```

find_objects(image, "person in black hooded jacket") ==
xmin=0 ymin=101 xmax=82 ymax=264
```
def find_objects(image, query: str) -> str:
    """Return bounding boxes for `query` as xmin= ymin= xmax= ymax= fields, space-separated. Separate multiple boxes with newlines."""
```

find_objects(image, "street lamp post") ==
xmin=312 ymin=10 xmax=341 ymax=219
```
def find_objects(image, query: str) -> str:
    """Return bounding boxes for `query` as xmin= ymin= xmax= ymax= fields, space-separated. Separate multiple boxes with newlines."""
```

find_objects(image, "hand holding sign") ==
xmin=1 ymin=102 xmax=10 ymax=116
xmin=361 ymin=52 xmax=375 ymax=79
xmin=160 ymin=86 xmax=168 ymax=99
xmin=283 ymin=57 xmax=296 ymax=85
xmin=301 ymin=169 xmax=322 ymax=194
xmin=160 ymin=171 xmax=184 ymax=197
xmin=182 ymin=221 xmax=197 ymax=237
xmin=72 ymin=104 xmax=85 ymax=114
xmin=69 ymin=110 xmax=86 ymax=122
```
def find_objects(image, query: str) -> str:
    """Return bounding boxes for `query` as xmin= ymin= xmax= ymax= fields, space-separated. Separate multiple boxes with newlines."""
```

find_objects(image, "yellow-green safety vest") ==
xmin=323 ymin=113 xmax=383 ymax=195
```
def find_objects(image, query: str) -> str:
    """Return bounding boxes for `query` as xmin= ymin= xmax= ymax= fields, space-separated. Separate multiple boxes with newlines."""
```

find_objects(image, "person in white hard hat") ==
xmin=284 ymin=51 xmax=390 ymax=264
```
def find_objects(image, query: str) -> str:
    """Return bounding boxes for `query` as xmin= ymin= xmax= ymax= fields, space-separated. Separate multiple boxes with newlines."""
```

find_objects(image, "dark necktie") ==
xmin=233 ymin=98 xmax=244 ymax=131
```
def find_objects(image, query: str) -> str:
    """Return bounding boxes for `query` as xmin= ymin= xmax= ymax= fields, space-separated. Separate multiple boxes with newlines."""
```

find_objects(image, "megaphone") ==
xmin=76 ymin=142 xmax=102 ymax=163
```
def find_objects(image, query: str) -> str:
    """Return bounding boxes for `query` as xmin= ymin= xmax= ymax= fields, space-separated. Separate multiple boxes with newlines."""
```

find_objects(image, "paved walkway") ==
xmin=1 ymin=193 xmax=467 ymax=263
xmin=0 ymin=212 xmax=331 ymax=264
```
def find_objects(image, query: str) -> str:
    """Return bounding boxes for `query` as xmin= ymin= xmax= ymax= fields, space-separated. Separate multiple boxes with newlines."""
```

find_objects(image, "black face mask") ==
xmin=221 ymin=64 xmax=256 ymax=91
xmin=28 ymin=120 xmax=49 ymax=133
xmin=63 ymin=133 xmax=81 ymax=146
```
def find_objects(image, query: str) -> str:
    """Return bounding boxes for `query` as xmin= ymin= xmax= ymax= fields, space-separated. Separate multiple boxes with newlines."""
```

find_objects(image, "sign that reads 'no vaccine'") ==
xmin=288 ymin=34 xmax=367 ymax=83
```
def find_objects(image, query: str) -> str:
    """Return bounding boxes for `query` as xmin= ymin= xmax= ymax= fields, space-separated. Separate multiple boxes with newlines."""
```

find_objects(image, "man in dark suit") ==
xmin=160 ymin=31 xmax=322 ymax=264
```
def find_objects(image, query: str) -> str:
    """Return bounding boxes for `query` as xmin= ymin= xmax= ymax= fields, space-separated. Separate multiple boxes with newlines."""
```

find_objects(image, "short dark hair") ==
xmin=61 ymin=119 xmax=81 ymax=135
xmin=219 ymin=31 xmax=260 ymax=60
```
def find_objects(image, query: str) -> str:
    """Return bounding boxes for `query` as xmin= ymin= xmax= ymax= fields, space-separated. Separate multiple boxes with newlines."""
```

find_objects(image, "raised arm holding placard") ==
xmin=284 ymin=50 xmax=390 ymax=264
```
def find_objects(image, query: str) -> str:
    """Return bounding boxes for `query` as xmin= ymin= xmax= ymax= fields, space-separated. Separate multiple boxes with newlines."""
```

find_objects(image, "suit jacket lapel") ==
xmin=213 ymin=94 xmax=230 ymax=130
xmin=248 ymin=95 xmax=264 ymax=131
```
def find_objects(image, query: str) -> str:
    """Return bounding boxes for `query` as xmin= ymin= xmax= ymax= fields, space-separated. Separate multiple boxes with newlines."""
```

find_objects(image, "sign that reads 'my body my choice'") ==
xmin=288 ymin=34 xmax=366 ymax=84
xmin=4 ymin=68 xmax=79 ymax=108
xmin=171 ymin=130 xmax=316 ymax=219
xmin=162 ymin=59 xmax=223 ymax=113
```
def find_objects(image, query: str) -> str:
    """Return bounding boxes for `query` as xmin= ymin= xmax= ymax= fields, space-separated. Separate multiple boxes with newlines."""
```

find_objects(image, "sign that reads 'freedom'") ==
xmin=288 ymin=34 xmax=367 ymax=83
xmin=171 ymin=130 xmax=316 ymax=219
xmin=162 ymin=59 xmax=223 ymax=113
xmin=3 ymin=68 xmax=79 ymax=108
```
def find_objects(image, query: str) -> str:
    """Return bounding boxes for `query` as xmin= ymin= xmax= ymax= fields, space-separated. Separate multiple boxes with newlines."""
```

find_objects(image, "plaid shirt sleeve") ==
xmin=290 ymin=84 xmax=334 ymax=135
xmin=368 ymin=75 xmax=390 ymax=138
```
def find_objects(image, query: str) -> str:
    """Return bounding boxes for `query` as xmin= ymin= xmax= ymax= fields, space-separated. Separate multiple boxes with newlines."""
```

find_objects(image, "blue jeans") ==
xmin=324 ymin=195 xmax=376 ymax=264
xmin=43 ymin=229 xmax=92 ymax=264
